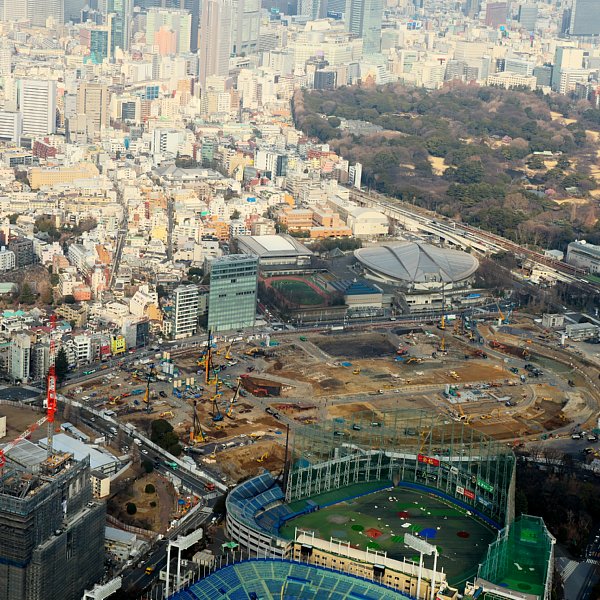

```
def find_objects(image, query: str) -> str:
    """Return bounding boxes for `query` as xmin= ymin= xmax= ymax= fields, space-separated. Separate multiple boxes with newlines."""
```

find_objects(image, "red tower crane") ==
xmin=45 ymin=339 xmax=57 ymax=459
xmin=45 ymin=316 xmax=58 ymax=457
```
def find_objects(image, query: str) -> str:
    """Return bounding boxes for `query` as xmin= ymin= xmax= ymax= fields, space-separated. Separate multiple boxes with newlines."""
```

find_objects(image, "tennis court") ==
xmin=280 ymin=487 xmax=497 ymax=586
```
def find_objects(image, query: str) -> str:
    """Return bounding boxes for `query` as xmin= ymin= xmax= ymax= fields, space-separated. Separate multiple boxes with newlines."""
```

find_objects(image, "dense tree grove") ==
xmin=293 ymin=83 xmax=600 ymax=250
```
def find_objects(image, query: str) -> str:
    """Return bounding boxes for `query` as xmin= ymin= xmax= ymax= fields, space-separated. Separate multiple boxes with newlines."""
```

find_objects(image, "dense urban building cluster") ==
xmin=0 ymin=1 xmax=599 ymax=600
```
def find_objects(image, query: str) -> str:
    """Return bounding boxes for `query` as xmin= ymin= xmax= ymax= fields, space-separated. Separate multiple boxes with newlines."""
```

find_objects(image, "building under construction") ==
xmin=0 ymin=450 xmax=106 ymax=600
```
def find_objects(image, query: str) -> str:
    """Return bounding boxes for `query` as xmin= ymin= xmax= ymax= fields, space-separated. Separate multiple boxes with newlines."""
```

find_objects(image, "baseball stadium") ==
xmin=172 ymin=409 xmax=554 ymax=600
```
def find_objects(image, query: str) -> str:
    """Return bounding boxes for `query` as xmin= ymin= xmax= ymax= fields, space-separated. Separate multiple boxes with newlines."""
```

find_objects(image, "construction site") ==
xmin=0 ymin=340 xmax=106 ymax=600
xmin=49 ymin=303 xmax=598 ymax=494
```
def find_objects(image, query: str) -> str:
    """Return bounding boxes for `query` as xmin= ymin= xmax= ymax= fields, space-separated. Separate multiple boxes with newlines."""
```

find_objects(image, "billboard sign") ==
xmin=477 ymin=478 xmax=494 ymax=493
xmin=418 ymin=454 xmax=440 ymax=467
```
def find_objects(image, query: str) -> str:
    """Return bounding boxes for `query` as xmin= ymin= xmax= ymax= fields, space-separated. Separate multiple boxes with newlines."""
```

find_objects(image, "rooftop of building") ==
xmin=236 ymin=234 xmax=313 ymax=258
xmin=354 ymin=241 xmax=479 ymax=284
xmin=38 ymin=433 xmax=118 ymax=471
xmin=105 ymin=526 xmax=136 ymax=544
xmin=568 ymin=239 xmax=600 ymax=256
xmin=169 ymin=558 xmax=410 ymax=600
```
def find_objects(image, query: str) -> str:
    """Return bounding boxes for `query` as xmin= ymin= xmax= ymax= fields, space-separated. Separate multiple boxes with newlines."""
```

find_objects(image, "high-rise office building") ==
xmin=231 ymin=0 xmax=260 ymax=56
xmin=199 ymin=0 xmax=232 ymax=87
xmin=345 ymin=0 xmax=383 ymax=55
xmin=298 ymin=0 xmax=327 ymax=20
xmin=0 ymin=456 xmax=105 ymax=600
xmin=0 ymin=39 xmax=12 ymax=78
xmin=207 ymin=255 xmax=258 ymax=333
xmin=90 ymin=26 xmax=111 ymax=62
xmin=107 ymin=0 xmax=133 ymax=52
xmin=569 ymin=0 xmax=600 ymax=37
xmin=484 ymin=1 xmax=507 ymax=28
xmin=136 ymin=0 xmax=200 ymax=51
xmin=4 ymin=0 xmax=84 ymax=24
xmin=517 ymin=3 xmax=537 ymax=31
xmin=146 ymin=7 xmax=192 ymax=53
xmin=2 ymin=0 xmax=28 ymax=21
xmin=18 ymin=79 xmax=56 ymax=138
xmin=551 ymin=46 xmax=584 ymax=91
xmin=173 ymin=284 xmax=200 ymax=338
xmin=76 ymin=82 xmax=110 ymax=138
xmin=462 ymin=0 xmax=479 ymax=17
xmin=64 ymin=0 xmax=87 ymax=21
xmin=4 ymin=0 xmax=66 ymax=24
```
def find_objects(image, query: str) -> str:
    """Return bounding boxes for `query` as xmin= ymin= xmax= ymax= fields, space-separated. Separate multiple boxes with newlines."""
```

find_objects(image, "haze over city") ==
xmin=0 ymin=1 xmax=600 ymax=600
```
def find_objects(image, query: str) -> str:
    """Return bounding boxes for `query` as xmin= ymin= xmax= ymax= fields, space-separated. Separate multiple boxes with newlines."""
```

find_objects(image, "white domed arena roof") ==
xmin=354 ymin=242 xmax=479 ymax=284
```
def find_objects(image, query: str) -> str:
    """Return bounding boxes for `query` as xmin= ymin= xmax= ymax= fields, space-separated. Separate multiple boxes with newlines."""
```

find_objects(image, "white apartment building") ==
xmin=0 ymin=110 xmax=21 ymax=145
xmin=0 ymin=247 xmax=15 ymax=271
xmin=18 ymin=79 xmax=57 ymax=138
xmin=172 ymin=284 xmax=199 ymax=338
xmin=71 ymin=335 xmax=92 ymax=364
xmin=10 ymin=333 xmax=30 ymax=382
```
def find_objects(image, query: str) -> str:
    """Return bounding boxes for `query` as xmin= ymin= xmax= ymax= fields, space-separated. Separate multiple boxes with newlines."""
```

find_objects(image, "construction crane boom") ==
xmin=0 ymin=415 xmax=48 ymax=469
xmin=45 ymin=338 xmax=57 ymax=459
xmin=496 ymin=302 xmax=505 ymax=324
xmin=232 ymin=379 xmax=241 ymax=404
xmin=143 ymin=363 xmax=156 ymax=413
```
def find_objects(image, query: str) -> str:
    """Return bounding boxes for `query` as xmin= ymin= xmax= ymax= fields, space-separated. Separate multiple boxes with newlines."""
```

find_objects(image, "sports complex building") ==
xmin=172 ymin=409 xmax=554 ymax=600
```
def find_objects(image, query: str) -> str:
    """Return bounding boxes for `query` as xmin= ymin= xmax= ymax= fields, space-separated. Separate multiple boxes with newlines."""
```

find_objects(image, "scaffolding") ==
xmin=286 ymin=408 xmax=516 ymax=527
xmin=0 ymin=456 xmax=106 ymax=600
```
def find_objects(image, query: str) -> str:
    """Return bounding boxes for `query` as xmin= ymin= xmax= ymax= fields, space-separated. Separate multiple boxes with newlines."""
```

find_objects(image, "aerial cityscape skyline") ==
xmin=0 ymin=0 xmax=599 ymax=599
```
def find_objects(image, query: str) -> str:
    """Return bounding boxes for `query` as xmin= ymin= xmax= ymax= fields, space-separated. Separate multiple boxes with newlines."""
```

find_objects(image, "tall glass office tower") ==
xmin=345 ymin=0 xmax=383 ymax=55
xmin=569 ymin=0 xmax=600 ymax=37
xmin=208 ymin=255 xmax=258 ymax=333
xmin=107 ymin=0 xmax=133 ymax=52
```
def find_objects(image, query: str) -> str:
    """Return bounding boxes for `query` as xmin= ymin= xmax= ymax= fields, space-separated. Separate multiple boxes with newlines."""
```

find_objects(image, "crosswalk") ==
xmin=561 ymin=558 xmax=600 ymax=582
xmin=561 ymin=560 xmax=578 ymax=581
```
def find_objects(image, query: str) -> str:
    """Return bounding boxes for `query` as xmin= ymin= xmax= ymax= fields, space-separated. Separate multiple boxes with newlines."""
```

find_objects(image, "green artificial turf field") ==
xmin=280 ymin=487 xmax=497 ymax=586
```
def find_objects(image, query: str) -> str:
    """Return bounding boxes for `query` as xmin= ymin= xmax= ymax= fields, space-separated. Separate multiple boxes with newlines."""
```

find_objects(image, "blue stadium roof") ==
xmin=169 ymin=559 xmax=413 ymax=600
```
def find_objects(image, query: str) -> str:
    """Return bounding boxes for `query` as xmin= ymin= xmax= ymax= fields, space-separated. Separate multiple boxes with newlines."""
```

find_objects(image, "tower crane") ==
xmin=45 ymin=339 xmax=58 ymax=458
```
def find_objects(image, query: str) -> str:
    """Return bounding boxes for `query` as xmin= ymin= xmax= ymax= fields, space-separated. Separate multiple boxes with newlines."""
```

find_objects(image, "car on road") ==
xmin=142 ymin=449 xmax=149 ymax=454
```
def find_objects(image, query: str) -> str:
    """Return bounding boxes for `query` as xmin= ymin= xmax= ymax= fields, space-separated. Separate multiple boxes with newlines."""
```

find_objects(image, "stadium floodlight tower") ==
xmin=166 ymin=528 xmax=204 ymax=596
xmin=404 ymin=533 xmax=438 ymax=600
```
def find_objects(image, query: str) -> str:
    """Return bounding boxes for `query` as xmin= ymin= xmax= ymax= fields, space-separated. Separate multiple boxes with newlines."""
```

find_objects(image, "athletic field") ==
xmin=280 ymin=487 xmax=497 ymax=586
